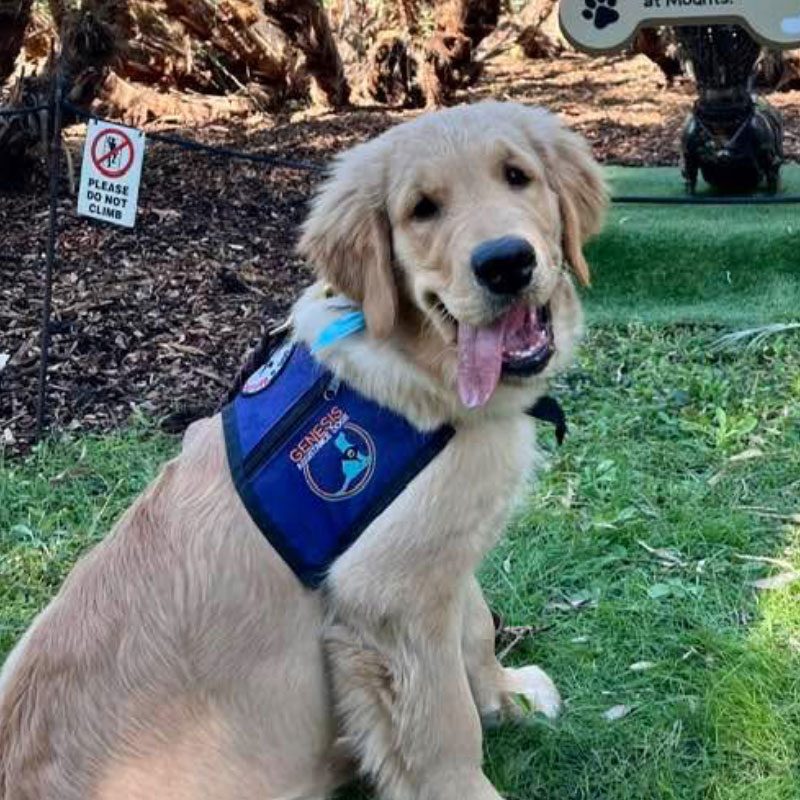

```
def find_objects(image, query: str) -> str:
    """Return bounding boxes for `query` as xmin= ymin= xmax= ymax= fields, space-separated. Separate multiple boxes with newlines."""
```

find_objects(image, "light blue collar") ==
xmin=312 ymin=309 xmax=366 ymax=353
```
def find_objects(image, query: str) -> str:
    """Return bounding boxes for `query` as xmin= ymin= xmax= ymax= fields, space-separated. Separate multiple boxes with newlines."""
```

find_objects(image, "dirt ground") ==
xmin=2 ymin=52 xmax=800 ymax=453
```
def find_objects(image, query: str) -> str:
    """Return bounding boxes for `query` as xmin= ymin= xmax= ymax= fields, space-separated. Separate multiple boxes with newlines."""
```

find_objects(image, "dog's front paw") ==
xmin=502 ymin=665 xmax=562 ymax=721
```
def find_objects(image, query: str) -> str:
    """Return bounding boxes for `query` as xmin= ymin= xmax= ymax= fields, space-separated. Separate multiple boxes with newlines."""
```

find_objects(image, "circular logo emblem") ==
xmin=242 ymin=342 xmax=293 ymax=396
xmin=304 ymin=422 xmax=376 ymax=502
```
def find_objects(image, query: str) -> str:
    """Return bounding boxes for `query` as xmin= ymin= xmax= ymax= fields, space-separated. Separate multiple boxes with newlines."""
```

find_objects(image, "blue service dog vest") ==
xmin=223 ymin=342 xmax=455 ymax=587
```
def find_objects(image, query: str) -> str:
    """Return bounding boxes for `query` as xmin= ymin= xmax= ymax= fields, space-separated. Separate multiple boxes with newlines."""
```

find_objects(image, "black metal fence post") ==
xmin=35 ymin=59 xmax=64 ymax=441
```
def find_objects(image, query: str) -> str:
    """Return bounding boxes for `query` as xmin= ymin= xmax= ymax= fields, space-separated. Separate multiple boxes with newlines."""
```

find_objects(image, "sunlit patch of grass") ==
xmin=702 ymin=536 xmax=800 ymax=800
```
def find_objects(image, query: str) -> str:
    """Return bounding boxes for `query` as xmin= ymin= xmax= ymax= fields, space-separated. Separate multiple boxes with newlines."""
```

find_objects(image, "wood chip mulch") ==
xmin=2 ymin=53 xmax=799 ymax=455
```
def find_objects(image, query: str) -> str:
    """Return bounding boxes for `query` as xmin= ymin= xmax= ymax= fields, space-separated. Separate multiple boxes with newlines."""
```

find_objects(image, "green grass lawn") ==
xmin=586 ymin=166 xmax=800 ymax=326
xmin=481 ymin=324 xmax=800 ymax=800
xmin=2 ymin=323 xmax=799 ymax=799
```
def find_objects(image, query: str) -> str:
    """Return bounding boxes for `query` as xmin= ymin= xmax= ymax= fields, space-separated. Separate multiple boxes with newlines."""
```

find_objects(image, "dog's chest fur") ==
xmin=328 ymin=416 xmax=537 ymax=601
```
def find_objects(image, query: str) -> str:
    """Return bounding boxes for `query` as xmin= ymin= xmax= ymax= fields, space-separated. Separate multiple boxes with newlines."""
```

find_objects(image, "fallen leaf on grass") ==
xmin=736 ymin=506 xmax=800 ymax=525
xmin=495 ymin=624 xmax=555 ymax=661
xmin=728 ymin=448 xmax=764 ymax=463
xmin=709 ymin=449 xmax=766 ymax=487
xmin=638 ymin=540 xmax=686 ymax=567
xmin=707 ymin=471 xmax=726 ymax=487
xmin=735 ymin=553 xmax=795 ymax=571
xmin=750 ymin=572 xmax=800 ymax=591
xmin=560 ymin=478 xmax=576 ymax=508
xmin=629 ymin=661 xmax=656 ymax=672
xmin=546 ymin=590 xmax=598 ymax=612
xmin=602 ymin=704 xmax=632 ymax=722
xmin=681 ymin=647 xmax=699 ymax=661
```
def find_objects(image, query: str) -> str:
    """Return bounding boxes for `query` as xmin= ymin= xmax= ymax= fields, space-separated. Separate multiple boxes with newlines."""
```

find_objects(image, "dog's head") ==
xmin=299 ymin=101 xmax=607 ymax=411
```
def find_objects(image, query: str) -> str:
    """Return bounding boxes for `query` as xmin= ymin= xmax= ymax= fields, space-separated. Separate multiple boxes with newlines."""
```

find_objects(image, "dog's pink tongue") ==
xmin=457 ymin=302 xmax=529 ymax=408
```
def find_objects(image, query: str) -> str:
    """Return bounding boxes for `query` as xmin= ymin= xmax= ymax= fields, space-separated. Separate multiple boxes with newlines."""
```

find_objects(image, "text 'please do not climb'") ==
xmin=77 ymin=120 xmax=145 ymax=229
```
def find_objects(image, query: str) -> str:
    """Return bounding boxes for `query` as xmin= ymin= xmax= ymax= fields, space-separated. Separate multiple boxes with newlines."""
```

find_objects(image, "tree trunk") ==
xmin=59 ymin=0 xmax=132 ymax=106
xmin=420 ymin=0 xmax=498 ymax=107
xmin=120 ymin=0 xmax=296 ymax=102
xmin=98 ymin=71 xmax=259 ymax=127
xmin=631 ymin=28 xmax=682 ymax=85
xmin=516 ymin=0 xmax=560 ymax=59
xmin=0 ymin=0 xmax=130 ymax=186
xmin=263 ymin=0 xmax=350 ymax=107
xmin=758 ymin=48 xmax=800 ymax=91
xmin=0 ymin=0 xmax=33 ymax=84
xmin=420 ymin=4 xmax=473 ymax=107
xmin=462 ymin=0 xmax=502 ymax=48
xmin=397 ymin=0 xmax=421 ymax=36
xmin=364 ymin=31 xmax=423 ymax=107
xmin=1 ymin=0 xmax=298 ymax=173
xmin=360 ymin=0 xmax=498 ymax=108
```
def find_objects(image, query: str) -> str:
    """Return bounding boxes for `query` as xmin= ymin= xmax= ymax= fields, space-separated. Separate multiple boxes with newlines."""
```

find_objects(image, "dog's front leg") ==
xmin=462 ymin=576 xmax=561 ymax=725
xmin=324 ymin=590 xmax=502 ymax=800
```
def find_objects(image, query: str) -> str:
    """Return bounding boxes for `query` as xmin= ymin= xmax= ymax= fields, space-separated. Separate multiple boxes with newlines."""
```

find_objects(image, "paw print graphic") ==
xmin=582 ymin=0 xmax=620 ymax=30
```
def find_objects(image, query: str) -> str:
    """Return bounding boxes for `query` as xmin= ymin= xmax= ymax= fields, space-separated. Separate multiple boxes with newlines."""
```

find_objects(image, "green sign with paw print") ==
xmin=559 ymin=0 xmax=800 ymax=53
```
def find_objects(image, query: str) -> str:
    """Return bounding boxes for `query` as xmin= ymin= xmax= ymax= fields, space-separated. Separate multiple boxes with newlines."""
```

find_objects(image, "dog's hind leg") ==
xmin=461 ymin=577 xmax=561 ymax=724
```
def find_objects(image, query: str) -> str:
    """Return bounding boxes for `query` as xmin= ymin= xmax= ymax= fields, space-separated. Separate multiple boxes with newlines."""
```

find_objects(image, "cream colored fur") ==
xmin=0 ymin=101 xmax=606 ymax=800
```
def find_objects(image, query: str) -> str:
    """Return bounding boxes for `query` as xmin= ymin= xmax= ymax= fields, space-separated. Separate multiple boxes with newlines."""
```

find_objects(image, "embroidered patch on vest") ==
xmin=290 ymin=410 xmax=377 ymax=501
xmin=242 ymin=341 xmax=293 ymax=396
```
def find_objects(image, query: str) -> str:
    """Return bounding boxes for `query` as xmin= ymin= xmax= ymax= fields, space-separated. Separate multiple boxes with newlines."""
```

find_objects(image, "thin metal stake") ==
xmin=35 ymin=62 xmax=63 ymax=441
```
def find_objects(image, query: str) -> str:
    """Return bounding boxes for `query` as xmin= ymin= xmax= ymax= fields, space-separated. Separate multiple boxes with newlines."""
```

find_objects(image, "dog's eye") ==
xmin=411 ymin=196 xmax=439 ymax=221
xmin=504 ymin=165 xmax=531 ymax=189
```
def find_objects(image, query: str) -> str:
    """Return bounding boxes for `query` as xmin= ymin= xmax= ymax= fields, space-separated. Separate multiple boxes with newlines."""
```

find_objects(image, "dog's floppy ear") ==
xmin=297 ymin=143 xmax=397 ymax=338
xmin=525 ymin=110 xmax=607 ymax=286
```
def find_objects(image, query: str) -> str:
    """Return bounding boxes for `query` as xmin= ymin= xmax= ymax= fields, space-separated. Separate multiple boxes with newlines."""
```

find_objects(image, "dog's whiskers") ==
xmin=418 ymin=307 xmax=458 ymax=368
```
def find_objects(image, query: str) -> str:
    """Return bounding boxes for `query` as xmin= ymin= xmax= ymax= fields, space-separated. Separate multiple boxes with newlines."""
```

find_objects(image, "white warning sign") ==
xmin=77 ymin=120 xmax=145 ymax=228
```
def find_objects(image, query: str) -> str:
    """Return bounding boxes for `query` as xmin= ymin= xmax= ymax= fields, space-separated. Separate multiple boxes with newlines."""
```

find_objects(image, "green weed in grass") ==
xmin=1 ymin=326 xmax=799 ymax=800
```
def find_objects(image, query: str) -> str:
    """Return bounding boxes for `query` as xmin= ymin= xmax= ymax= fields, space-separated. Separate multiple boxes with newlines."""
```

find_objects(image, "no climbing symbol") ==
xmin=91 ymin=128 xmax=135 ymax=179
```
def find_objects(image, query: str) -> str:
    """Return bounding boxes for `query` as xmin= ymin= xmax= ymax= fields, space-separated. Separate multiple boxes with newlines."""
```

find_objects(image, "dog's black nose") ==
xmin=471 ymin=237 xmax=536 ymax=296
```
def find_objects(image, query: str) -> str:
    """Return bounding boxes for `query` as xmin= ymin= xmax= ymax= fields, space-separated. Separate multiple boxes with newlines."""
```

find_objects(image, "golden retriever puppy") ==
xmin=0 ymin=101 xmax=606 ymax=800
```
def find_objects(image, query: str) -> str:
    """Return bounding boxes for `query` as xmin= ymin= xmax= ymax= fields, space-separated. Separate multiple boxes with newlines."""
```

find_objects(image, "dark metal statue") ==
xmin=678 ymin=25 xmax=784 ymax=194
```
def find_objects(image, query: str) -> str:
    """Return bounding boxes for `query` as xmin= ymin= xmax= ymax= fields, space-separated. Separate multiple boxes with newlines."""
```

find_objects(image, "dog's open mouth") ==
xmin=499 ymin=304 xmax=553 ymax=375
xmin=442 ymin=300 xmax=553 ymax=409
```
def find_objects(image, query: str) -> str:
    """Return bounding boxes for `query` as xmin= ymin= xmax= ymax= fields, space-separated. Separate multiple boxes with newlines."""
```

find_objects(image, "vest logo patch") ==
xmin=242 ymin=342 xmax=293 ymax=396
xmin=290 ymin=408 xmax=376 ymax=501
